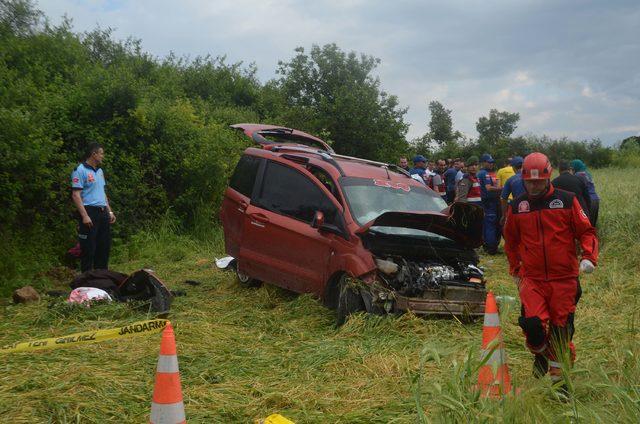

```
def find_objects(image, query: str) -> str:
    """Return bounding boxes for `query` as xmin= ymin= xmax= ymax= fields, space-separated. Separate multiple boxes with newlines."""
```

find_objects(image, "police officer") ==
xmin=454 ymin=156 xmax=482 ymax=205
xmin=409 ymin=155 xmax=428 ymax=181
xmin=477 ymin=153 xmax=502 ymax=254
xmin=71 ymin=142 xmax=116 ymax=272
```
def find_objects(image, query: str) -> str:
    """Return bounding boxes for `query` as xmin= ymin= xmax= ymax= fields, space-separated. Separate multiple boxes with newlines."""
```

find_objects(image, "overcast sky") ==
xmin=37 ymin=0 xmax=639 ymax=145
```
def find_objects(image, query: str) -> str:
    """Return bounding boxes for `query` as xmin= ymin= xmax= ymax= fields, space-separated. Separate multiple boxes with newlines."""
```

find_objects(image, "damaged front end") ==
xmin=358 ymin=202 xmax=487 ymax=318
xmin=365 ymin=257 xmax=486 ymax=318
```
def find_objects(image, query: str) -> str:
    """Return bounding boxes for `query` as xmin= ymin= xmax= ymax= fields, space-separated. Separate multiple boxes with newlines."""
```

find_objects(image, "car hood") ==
xmin=356 ymin=202 xmax=484 ymax=248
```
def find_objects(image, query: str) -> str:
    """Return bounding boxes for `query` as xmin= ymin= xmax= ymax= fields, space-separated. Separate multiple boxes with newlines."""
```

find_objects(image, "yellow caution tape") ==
xmin=0 ymin=319 xmax=168 ymax=354
xmin=256 ymin=414 xmax=296 ymax=424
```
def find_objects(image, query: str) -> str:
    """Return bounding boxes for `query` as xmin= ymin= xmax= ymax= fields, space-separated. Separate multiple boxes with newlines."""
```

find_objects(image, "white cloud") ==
xmin=515 ymin=71 xmax=533 ymax=85
xmin=581 ymin=86 xmax=594 ymax=98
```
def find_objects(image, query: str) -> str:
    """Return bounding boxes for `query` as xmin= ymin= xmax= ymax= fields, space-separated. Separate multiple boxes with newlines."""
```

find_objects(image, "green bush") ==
xmin=0 ymin=2 xmax=257 ymax=290
xmin=612 ymin=144 xmax=640 ymax=168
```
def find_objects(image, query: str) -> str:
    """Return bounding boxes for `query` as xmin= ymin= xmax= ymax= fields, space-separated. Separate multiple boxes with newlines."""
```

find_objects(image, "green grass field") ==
xmin=1 ymin=168 xmax=638 ymax=423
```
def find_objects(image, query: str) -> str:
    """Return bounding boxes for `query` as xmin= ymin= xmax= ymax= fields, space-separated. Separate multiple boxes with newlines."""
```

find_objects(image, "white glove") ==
xmin=579 ymin=259 xmax=595 ymax=274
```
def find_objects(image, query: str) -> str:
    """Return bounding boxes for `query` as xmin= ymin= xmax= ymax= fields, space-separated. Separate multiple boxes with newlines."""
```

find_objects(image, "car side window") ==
xmin=308 ymin=165 xmax=343 ymax=206
xmin=258 ymin=161 xmax=338 ymax=225
xmin=229 ymin=155 xmax=260 ymax=197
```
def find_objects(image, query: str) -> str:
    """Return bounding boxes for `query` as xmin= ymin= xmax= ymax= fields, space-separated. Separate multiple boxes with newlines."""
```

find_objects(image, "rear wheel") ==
xmin=336 ymin=274 xmax=366 ymax=326
xmin=234 ymin=263 xmax=261 ymax=288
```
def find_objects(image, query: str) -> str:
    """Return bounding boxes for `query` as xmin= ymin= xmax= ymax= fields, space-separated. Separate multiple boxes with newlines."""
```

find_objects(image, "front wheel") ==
xmin=336 ymin=274 xmax=366 ymax=326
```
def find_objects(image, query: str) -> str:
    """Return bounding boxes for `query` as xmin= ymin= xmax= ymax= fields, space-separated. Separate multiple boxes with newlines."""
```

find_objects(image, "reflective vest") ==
xmin=466 ymin=174 xmax=482 ymax=204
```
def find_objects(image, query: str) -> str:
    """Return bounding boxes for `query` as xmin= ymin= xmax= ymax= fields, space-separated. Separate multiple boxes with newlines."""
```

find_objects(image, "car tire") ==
xmin=234 ymin=263 xmax=261 ymax=288
xmin=336 ymin=274 xmax=366 ymax=326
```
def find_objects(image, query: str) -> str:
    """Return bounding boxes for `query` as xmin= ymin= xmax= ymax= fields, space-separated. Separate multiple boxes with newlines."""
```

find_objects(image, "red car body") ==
xmin=221 ymin=124 xmax=486 ymax=320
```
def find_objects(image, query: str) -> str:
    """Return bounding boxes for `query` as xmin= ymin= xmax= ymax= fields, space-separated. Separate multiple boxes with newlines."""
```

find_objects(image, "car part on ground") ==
xmin=117 ymin=270 xmax=173 ymax=314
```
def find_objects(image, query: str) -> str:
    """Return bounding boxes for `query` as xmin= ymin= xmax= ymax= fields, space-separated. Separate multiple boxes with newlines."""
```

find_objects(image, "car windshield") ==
xmin=340 ymin=177 xmax=448 ymax=226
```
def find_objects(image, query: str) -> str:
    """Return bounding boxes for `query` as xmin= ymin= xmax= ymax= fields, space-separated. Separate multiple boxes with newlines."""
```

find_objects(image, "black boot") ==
xmin=532 ymin=354 xmax=548 ymax=378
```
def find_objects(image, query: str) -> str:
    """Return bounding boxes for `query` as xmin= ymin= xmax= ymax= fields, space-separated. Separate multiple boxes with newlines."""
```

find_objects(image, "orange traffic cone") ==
xmin=150 ymin=323 xmax=186 ymax=423
xmin=476 ymin=291 xmax=513 ymax=398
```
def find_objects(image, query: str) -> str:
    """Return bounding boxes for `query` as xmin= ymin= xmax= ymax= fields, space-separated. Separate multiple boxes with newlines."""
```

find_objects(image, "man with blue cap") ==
xmin=477 ymin=153 xmax=502 ymax=254
xmin=409 ymin=155 xmax=428 ymax=183
xmin=500 ymin=156 xmax=526 ymax=225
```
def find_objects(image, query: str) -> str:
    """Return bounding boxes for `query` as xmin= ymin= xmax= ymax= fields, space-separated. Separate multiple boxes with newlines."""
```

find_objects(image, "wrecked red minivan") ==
xmin=220 ymin=124 xmax=486 ymax=324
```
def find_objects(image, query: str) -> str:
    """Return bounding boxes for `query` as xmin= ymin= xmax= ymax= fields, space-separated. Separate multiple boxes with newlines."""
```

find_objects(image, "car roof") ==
xmin=243 ymin=145 xmax=423 ymax=188
xmin=233 ymin=123 xmax=425 ymax=188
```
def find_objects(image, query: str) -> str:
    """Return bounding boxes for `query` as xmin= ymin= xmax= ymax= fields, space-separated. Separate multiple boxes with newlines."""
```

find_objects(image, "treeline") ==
xmin=0 ymin=0 xmax=632 ymax=286
xmin=412 ymin=102 xmax=616 ymax=168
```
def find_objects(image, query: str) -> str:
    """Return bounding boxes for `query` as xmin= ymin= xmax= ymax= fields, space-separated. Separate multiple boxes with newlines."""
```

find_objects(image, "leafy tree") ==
xmin=0 ymin=0 xmax=42 ymax=37
xmin=620 ymin=135 xmax=640 ymax=150
xmin=275 ymin=44 xmax=409 ymax=162
xmin=476 ymin=109 xmax=520 ymax=151
xmin=427 ymin=100 xmax=454 ymax=147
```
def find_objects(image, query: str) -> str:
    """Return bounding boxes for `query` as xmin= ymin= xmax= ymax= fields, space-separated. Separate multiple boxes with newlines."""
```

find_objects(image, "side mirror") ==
xmin=311 ymin=210 xmax=325 ymax=229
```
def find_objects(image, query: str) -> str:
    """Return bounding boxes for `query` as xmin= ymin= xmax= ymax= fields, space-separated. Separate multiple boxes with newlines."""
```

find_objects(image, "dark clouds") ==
xmin=38 ymin=0 xmax=639 ymax=144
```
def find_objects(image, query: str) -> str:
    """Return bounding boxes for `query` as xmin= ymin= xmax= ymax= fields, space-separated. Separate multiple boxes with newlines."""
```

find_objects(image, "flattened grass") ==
xmin=1 ymin=168 xmax=639 ymax=422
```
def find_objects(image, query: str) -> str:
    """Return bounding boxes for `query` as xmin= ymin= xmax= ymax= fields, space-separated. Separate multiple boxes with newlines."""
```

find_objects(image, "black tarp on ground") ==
xmin=70 ymin=269 xmax=172 ymax=313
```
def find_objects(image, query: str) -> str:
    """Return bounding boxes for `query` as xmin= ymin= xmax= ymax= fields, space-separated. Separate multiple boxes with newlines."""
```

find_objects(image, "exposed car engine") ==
xmin=375 ymin=257 xmax=484 ymax=297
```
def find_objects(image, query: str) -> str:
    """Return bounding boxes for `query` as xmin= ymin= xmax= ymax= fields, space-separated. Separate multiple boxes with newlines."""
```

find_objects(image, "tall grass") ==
xmin=0 ymin=167 xmax=638 ymax=422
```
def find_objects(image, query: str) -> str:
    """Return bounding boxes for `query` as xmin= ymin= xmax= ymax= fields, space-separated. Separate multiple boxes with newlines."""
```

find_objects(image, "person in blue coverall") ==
xmin=499 ymin=156 xmax=525 ymax=225
xmin=477 ymin=153 xmax=502 ymax=254
xmin=443 ymin=159 xmax=461 ymax=203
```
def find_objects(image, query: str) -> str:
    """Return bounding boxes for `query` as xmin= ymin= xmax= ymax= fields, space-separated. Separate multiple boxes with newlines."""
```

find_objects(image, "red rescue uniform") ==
xmin=504 ymin=185 xmax=598 ymax=378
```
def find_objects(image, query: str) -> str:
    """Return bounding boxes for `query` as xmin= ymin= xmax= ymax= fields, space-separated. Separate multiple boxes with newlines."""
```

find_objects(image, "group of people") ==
xmin=401 ymin=153 xmax=600 ymax=254
xmin=402 ymin=152 xmax=600 ymax=396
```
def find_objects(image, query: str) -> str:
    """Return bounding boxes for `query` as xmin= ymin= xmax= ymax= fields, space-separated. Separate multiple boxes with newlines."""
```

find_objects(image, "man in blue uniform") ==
xmin=477 ymin=153 xmax=502 ymax=254
xmin=499 ymin=156 xmax=525 ymax=225
xmin=71 ymin=142 xmax=116 ymax=272
xmin=409 ymin=155 xmax=428 ymax=183
xmin=443 ymin=159 xmax=460 ymax=203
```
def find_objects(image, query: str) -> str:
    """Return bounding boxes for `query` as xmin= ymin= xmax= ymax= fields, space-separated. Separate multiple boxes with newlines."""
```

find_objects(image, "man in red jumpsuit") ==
xmin=503 ymin=152 xmax=598 ymax=394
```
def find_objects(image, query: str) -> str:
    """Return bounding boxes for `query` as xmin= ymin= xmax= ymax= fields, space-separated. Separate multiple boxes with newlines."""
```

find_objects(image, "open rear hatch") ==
xmin=231 ymin=123 xmax=334 ymax=153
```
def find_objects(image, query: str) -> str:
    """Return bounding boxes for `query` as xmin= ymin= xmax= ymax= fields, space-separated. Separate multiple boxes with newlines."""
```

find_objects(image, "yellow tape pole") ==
xmin=0 ymin=319 xmax=169 ymax=354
